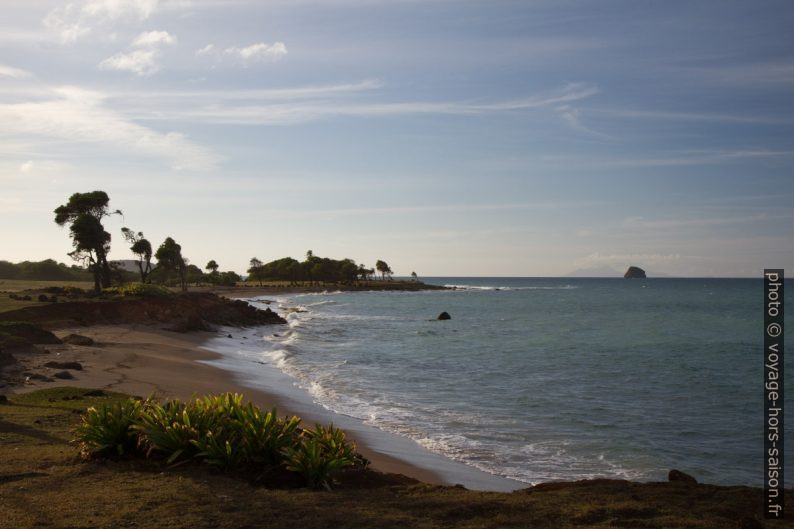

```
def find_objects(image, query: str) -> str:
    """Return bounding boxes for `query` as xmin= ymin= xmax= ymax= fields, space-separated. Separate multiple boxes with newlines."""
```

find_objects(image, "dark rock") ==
xmin=83 ymin=389 xmax=106 ymax=397
xmin=44 ymin=361 xmax=83 ymax=371
xmin=227 ymin=334 xmax=233 ymax=338
xmin=22 ymin=295 xmax=31 ymax=301
xmin=53 ymin=370 xmax=75 ymax=380
xmin=0 ymin=395 xmax=7 ymax=404
xmin=62 ymin=334 xmax=94 ymax=346
xmin=668 ymin=469 xmax=697 ymax=485
xmin=437 ymin=312 xmax=451 ymax=320
xmin=48 ymin=296 xmax=58 ymax=303
xmin=624 ymin=266 xmax=647 ymax=279
xmin=37 ymin=294 xmax=49 ymax=302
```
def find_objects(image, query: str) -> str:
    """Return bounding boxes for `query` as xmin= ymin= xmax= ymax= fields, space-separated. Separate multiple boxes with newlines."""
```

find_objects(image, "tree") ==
xmin=411 ymin=271 xmax=418 ymax=282
xmin=248 ymin=257 xmax=264 ymax=286
xmin=205 ymin=260 xmax=219 ymax=285
xmin=155 ymin=237 xmax=187 ymax=291
xmin=121 ymin=227 xmax=153 ymax=283
xmin=375 ymin=260 xmax=393 ymax=280
xmin=54 ymin=191 xmax=120 ymax=291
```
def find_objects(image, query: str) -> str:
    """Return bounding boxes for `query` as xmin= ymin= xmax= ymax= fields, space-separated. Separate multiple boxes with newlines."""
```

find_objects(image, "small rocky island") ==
xmin=624 ymin=266 xmax=647 ymax=278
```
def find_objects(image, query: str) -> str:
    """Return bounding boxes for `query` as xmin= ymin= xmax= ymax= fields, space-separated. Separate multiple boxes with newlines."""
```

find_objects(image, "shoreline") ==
xmin=4 ymin=323 xmax=444 ymax=486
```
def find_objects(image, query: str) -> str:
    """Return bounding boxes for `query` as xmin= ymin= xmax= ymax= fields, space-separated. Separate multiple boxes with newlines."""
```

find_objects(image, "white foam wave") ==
xmin=444 ymin=284 xmax=579 ymax=291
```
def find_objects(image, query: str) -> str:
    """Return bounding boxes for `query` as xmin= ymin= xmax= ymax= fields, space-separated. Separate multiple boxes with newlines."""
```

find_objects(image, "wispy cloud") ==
xmin=100 ymin=49 xmax=161 ymax=75
xmin=605 ymin=149 xmax=794 ymax=168
xmin=224 ymin=42 xmax=288 ymax=62
xmin=42 ymin=0 xmax=187 ymax=44
xmin=0 ymin=64 xmax=32 ymax=79
xmin=129 ymin=82 xmax=599 ymax=125
xmin=267 ymin=200 xmax=602 ymax=217
xmin=132 ymin=30 xmax=177 ymax=47
xmin=0 ymin=85 xmax=220 ymax=170
xmin=99 ymin=30 xmax=177 ymax=76
xmin=197 ymin=41 xmax=288 ymax=64
xmin=588 ymin=107 xmax=789 ymax=125
xmin=622 ymin=213 xmax=789 ymax=229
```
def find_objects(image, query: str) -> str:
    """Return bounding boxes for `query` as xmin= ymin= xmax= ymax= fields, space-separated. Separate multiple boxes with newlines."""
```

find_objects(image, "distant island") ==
xmin=624 ymin=266 xmax=647 ymax=278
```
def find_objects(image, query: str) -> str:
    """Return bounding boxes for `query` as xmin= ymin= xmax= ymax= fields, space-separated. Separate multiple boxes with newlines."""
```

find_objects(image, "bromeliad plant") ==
xmin=283 ymin=424 xmax=358 ymax=489
xmin=75 ymin=398 xmax=143 ymax=456
xmin=73 ymin=392 xmax=360 ymax=488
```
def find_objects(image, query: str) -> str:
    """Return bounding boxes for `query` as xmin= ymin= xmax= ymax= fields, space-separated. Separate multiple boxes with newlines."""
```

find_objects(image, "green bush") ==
xmin=75 ymin=399 xmax=143 ymax=456
xmin=284 ymin=424 xmax=358 ymax=489
xmin=74 ymin=393 xmax=360 ymax=488
xmin=136 ymin=399 xmax=211 ymax=463
xmin=103 ymin=283 xmax=173 ymax=297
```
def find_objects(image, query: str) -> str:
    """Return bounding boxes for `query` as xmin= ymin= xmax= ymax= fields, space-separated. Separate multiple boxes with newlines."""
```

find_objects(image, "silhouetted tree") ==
xmin=375 ymin=260 xmax=393 ymax=280
xmin=121 ymin=227 xmax=153 ymax=283
xmin=411 ymin=271 xmax=418 ymax=281
xmin=54 ymin=191 xmax=121 ymax=292
xmin=248 ymin=257 xmax=264 ymax=286
xmin=155 ymin=237 xmax=187 ymax=291
xmin=205 ymin=260 xmax=219 ymax=284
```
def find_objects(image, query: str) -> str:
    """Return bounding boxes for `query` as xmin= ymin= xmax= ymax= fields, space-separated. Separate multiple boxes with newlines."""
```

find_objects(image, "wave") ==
xmin=444 ymin=284 xmax=579 ymax=291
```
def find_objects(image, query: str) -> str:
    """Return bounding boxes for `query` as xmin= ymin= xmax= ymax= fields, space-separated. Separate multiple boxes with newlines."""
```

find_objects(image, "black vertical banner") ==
xmin=765 ymin=269 xmax=784 ymax=519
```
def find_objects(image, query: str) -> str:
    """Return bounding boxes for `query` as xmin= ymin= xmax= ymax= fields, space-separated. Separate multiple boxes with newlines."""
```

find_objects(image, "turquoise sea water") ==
xmin=218 ymin=278 xmax=789 ymax=487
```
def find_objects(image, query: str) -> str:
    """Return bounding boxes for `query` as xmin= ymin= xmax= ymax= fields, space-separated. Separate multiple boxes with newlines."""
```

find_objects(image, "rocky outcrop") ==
xmin=0 ymin=293 xmax=287 ymax=329
xmin=668 ymin=469 xmax=697 ymax=485
xmin=624 ymin=266 xmax=647 ymax=279
xmin=437 ymin=312 xmax=451 ymax=320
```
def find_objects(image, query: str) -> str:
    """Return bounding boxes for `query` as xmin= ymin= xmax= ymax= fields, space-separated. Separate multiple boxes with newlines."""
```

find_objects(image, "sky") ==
xmin=1 ymin=0 xmax=793 ymax=277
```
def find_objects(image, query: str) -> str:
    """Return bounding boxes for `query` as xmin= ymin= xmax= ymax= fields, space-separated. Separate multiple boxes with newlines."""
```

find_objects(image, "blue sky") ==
xmin=1 ymin=0 xmax=792 ymax=277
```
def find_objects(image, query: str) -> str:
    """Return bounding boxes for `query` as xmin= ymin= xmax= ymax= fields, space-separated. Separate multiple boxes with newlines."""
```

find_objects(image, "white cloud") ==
xmin=82 ymin=0 xmax=161 ymax=21
xmin=0 ymin=64 xmax=32 ymax=79
xmin=99 ymin=49 xmax=160 ymax=75
xmin=224 ymin=42 xmax=288 ymax=63
xmin=196 ymin=43 xmax=215 ymax=56
xmin=43 ymin=4 xmax=91 ymax=44
xmin=43 ymin=0 xmax=187 ymax=44
xmin=0 ymin=85 xmax=221 ymax=171
xmin=19 ymin=160 xmax=34 ymax=173
xmin=132 ymin=30 xmax=177 ymax=47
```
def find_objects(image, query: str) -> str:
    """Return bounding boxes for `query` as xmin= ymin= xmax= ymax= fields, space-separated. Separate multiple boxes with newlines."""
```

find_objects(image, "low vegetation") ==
xmin=0 ymin=387 xmax=785 ymax=529
xmin=102 ymin=283 xmax=173 ymax=297
xmin=74 ymin=393 xmax=361 ymax=489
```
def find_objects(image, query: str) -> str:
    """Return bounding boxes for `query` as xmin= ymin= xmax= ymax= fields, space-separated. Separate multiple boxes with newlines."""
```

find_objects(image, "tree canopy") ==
xmin=54 ymin=191 xmax=120 ymax=291
xmin=121 ymin=227 xmax=153 ymax=283
xmin=154 ymin=237 xmax=187 ymax=291
xmin=375 ymin=260 xmax=393 ymax=280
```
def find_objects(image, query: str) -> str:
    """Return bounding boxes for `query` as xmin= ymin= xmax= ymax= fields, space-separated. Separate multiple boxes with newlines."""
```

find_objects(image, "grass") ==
xmin=0 ymin=387 xmax=788 ymax=529
xmin=0 ymin=279 xmax=94 ymax=314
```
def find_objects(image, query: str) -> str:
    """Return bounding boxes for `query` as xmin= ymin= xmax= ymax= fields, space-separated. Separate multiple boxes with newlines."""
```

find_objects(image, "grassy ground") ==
xmin=0 ymin=280 xmax=94 ymax=314
xmin=0 ymin=387 xmax=787 ymax=529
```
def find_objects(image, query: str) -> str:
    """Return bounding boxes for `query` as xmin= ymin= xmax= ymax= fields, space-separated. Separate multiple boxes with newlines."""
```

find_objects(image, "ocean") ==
xmin=203 ymin=277 xmax=788 ymax=490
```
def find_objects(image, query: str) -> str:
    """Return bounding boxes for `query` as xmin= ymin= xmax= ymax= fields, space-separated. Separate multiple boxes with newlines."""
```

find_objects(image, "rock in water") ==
xmin=624 ymin=266 xmax=647 ymax=278
xmin=668 ymin=469 xmax=697 ymax=485
xmin=53 ymin=370 xmax=75 ymax=380
xmin=437 ymin=311 xmax=451 ymax=320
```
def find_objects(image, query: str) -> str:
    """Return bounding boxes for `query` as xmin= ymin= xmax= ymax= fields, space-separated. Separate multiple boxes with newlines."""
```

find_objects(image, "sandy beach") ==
xmin=6 ymin=323 xmax=443 ymax=485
